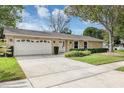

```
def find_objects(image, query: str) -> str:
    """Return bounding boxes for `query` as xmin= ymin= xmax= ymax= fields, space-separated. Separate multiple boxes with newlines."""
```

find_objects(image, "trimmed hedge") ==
xmin=65 ymin=50 xmax=91 ymax=57
xmin=69 ymin=48 xmax=108 ymax=53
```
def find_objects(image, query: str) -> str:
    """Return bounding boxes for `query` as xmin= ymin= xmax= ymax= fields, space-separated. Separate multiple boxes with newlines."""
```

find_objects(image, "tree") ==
xmin=61 ymin=27 xmax=72 ymax=34
xmin=83 ymin=27 xmax=103 ymax=39
xmin=49 ymin=9 xmax=71 ymax=34
xmin=0 ymin=5 xmax=23 ymax=38
xmin=65 ymin=5 xmax=124 ymax=52
xmin=114 ymin=13 xmax=124 ymax=40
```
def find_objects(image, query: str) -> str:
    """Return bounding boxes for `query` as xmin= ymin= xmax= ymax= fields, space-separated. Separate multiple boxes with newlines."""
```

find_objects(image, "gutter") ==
xmin=4 ymin=33 xmax=104 ymax=42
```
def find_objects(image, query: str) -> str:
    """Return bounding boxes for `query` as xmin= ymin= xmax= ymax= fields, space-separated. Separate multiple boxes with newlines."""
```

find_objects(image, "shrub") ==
xmin=88 ymin=48 xmax=108 ymax=53
xmin=69 ymin=48 xmax=108 ymax=53
xmin=69 ymin=48 xmax=85 ymax=51
xmin=65 ymin=50 xmax=91 ymax=57
xmin=81 ymin=50 xmax=91 ymax=56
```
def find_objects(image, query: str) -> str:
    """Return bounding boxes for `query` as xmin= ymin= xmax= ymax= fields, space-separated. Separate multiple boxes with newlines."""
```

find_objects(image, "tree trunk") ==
xmin=108 ymin=31 xmax=114 ymax=52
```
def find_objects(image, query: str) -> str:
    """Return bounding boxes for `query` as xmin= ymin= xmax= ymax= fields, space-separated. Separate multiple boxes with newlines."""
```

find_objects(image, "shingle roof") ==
xmin=4 ymin=27 xmax=103 ymax=42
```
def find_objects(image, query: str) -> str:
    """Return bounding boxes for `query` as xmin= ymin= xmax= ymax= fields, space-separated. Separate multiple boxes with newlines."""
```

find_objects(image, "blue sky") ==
xmin=17 ymin=5 xmax=104 ymax=35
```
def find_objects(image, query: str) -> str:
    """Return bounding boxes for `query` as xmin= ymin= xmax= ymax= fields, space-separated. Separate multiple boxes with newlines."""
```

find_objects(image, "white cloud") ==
xmin=16 ymin=7 xmax=69 ymax=32
xmin=35 ymin=6 xmax=50 ymax=18
xmin=22 ymin=10 xmax=31 ymax=18
xmin=16 ymin=8 xmax=50 ymax=31
xmin=52 ymin=9 xmax=68 ymax=20
xmin=17 ymin=22 xmax=43 ymax=31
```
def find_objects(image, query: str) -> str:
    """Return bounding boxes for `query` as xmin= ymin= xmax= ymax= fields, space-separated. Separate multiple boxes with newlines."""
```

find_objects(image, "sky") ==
xmin=17 ymin=5 xmax=104 ymax=35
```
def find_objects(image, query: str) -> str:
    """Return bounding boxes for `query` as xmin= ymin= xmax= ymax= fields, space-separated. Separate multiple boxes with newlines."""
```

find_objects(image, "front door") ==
xmin=74 ymin=41 xmax=78 ymax=49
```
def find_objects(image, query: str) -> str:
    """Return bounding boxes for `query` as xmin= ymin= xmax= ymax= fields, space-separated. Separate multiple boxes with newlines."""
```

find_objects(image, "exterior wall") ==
xmin=5 ymin=35 xmax=103 ymax=55
xmin=5 ymin=35 xmax=14 ymax=46
xmin=51 ymin=39 xmax=66 ymax=54
xmin=79 ymin=40 xmax=84 ymax=49
xmin=51 ymin=39 xmax=59 ymax=54
xmin=66 ymin=40 xmax=74 ymax=51
xmin=88 ymin=41 xmax=103 ymax=48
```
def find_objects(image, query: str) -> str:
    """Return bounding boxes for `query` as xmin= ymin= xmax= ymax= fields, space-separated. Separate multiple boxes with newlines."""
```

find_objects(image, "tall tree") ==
xmin=61 ymin=27 xmax=72 ymax=34
xmin=114 ymin=13 xmax=124 ymax=40
xmin=83 ymin=27 xmax=103 ymax=39
xmin=65 ymin=5 xmax=124 ymax=52
xmin=49 ymin=9 xmax=71 ymax=34
xmin=0 ymin=5 xmax=23 ymax=38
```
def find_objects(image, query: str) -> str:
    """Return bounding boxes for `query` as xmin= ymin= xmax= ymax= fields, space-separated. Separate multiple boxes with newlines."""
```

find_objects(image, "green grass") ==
xmin=116 ymin=67 xmax=124 ymax=72
xmin=70 ymin=52 xmax=124 ymax=65
xmin=0 ymin=57 xmax=26 ymax=82
xmin=115 ymin=50 xmax=124 ymax=55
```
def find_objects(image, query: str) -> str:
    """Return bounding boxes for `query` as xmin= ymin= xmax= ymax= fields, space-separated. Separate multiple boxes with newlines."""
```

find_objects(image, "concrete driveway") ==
xmin=15 ymin=55 xmax=124 ymax=88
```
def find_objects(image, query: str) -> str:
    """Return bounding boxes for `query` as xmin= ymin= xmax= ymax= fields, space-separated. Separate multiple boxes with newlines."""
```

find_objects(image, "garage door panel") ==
xmin=14 ymin=40 xmax=52 ymax=56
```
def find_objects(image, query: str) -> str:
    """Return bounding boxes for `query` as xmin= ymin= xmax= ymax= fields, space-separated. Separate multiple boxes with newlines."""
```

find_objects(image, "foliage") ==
xmin=114 ymin=36 xmax=121 ymax=45
xmin=65 ymin=50 xmax=91 ymax=57
xmin=83 ymin=27 xmax=104 ymax=39
xmin=0 ymin=5 xmax=23 ymax=38
xmin=0 ymin=5 xmax=23 ymax=28
xmin=65 ymin=5 xmax=124 ymax=52
xmin=69 ymin=48 xmax=108 ymax=53
xmin=60 ymin=27 xmax=72 ymax=34
xmin=114 ymin=12 xmax=124 ymax=40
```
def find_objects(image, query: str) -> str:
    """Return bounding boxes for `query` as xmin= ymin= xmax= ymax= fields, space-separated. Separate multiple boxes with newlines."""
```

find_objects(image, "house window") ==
xmin=17 ymin=40 xmax=20 ymax=42
xmin=44 ymin=40 xmax=46 ymax=43
xmin=53 ymin=41 xmax=55 ymax=43
xmin=21 ymin=40 xmax=25 ymax=42
xmin=70 ymin=41 xmax=72 ymax=44
xmin=36 ymin=41 xmax=39 ymax=43
xmin=74 ymin=41 xmax=78 ymax=49
xmin=62 ymin=41 xmax=64 ymax=48
xmin=84 ymin=42 xmax=87 ymax=49
xmin=59 ymin=41 xmax=62 ymax=43
xmin=40 ymin=40 xmax=43 ymax=42
xmin=31 ymin=40 xmax=34 ymax=42
xmin=27 ymin=40 xmax=30 ymax=42
xmin=10 ymin=39 xmax=13 ymax=42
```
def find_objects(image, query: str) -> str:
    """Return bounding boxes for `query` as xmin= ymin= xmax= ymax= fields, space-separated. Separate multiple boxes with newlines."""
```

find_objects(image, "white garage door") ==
xmin=14 ymin=39 xmax=52 ymax=56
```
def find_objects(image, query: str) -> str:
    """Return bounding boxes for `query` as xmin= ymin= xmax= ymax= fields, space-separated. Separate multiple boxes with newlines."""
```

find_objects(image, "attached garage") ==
xmin=14 ymin=39 xmax=52 ymax=56
xmin=4 ymin=28 xmax=103 ymax=56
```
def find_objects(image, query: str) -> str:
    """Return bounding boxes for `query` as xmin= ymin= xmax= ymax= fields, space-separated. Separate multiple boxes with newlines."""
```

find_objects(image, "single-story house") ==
xmin=3 ymin=27 xmax=103 ymax=56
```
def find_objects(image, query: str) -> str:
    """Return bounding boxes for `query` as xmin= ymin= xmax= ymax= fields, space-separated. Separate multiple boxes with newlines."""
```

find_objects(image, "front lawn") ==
xmin=115 ymin=50 xmax=124 ymax=55
xmin=116 ymin=67 xmax=124 ymax=72
xmin=0 ymin=57 xmax=26 ymax=82
xmin=70 ymin=52 xmax=124 ymax=65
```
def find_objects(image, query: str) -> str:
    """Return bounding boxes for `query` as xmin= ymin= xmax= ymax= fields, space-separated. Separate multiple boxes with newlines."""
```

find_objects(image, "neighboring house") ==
xmin=114 ymin=39 xmax=124 ymax=50
xmin=3 ymin=27 xmax=103 ymax=56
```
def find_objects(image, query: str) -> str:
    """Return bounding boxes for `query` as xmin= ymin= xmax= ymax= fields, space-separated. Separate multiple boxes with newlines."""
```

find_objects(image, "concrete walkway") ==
xmin=0 ymin=79 xmax=32 ymax=88
xmin=1 ymin=55 xmax=124 ymax=88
